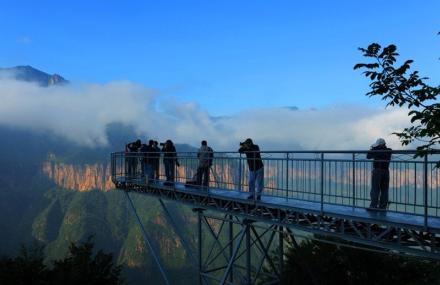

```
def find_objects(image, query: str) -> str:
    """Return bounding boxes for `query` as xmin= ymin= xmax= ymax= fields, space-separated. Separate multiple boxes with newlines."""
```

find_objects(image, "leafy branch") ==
xmin=354 ymin=38 xmax=440 ymax=165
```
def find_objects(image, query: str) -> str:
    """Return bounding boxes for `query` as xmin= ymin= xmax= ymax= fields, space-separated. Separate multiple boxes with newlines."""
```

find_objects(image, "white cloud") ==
xmin=0 ymin=76 xmax=412 ymax=150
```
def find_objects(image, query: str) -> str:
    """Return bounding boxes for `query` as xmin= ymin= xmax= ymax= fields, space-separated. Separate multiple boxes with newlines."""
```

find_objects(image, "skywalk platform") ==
xmin=112 ymin=150 xmax=440 ymax=259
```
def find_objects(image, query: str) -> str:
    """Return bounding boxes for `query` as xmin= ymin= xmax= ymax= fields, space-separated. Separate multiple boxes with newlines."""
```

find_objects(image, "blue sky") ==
xmin=1 ymin=0 xmax=439 ymax=116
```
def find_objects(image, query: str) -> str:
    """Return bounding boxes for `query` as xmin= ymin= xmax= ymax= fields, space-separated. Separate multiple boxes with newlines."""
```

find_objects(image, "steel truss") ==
xmin=116 ymin=181 xmax=440 ymax=261
xmin=192 ymin=210 xmax=287 ymax=285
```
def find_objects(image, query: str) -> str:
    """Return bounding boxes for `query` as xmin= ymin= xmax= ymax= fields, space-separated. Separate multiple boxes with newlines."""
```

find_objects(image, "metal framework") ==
xmin=111 ymin=150 xmax=440 ymax=284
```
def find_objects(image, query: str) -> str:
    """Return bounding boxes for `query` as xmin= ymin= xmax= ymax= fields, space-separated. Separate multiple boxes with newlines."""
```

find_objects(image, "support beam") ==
xmin=124 ymin=191 xmax=171 ymax=285
xmin=229 ymin=215 xmax=234 ymax=284
xmin=220 ymin=226 xmax=247 ymax=285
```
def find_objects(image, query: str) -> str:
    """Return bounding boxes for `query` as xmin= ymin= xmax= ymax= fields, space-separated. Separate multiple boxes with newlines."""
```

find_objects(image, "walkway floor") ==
xmin=121 ymin=177 xmax=440 ymax=231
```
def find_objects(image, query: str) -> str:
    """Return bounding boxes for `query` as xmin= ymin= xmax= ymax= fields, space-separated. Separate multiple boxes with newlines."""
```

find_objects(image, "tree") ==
xmin=0 ymin=243 xmax=48 ymax=285
xmin=354 ymin=34 xmax=440 ymax=164
xmin=0 ymin=237 xmax=123 ymax=285
xmin=276 ymin=237 xmax=440 ymax=285
xmin=50 ymin=236 xmax=122 ymax=285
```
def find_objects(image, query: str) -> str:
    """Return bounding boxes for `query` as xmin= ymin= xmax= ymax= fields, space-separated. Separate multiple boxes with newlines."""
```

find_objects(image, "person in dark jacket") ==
xmin=161 ymin=139 xmax=180 ymax=183
xmin=367 ymin=138 xmax=392 ymax=210
xmin=139 ymin=140 xmax=156 ymax=181
xmin=126 ymin=139 xmax=141 ymax=179
xmin=152 ymin=141 xmax=161 ymax=180
xmin=238 ymin=138 xmax=264 ymax=200
xmin=196 ymin=140 xmax=214 ymax=187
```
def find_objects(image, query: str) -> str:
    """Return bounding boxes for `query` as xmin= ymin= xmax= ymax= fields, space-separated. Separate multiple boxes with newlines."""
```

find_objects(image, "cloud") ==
xmin=17 ymin=36 xmax=32 ymax=44
xmin=0 ymin=75 xmax=412 ymax=150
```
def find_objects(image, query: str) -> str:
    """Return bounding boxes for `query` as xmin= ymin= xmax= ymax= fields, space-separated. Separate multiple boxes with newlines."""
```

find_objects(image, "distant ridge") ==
xmin=0 ymin=65 xmax=68 ymax=86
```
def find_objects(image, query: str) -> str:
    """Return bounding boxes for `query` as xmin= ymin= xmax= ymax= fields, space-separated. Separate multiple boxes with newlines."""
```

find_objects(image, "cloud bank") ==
xmin=0 ymin=76 xmax=411 ymax=150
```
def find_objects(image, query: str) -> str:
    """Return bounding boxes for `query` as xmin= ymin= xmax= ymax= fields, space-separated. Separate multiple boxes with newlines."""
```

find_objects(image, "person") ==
xmin=196 ymin=140 xmax=214 ymax=187
xmin=366 ymin=138 xmax=392 ymax=210
xmin=125 ymin=139 xmax=141 ymax=179
xmin=238 ymin=138 xmax=264 ymax=200
xmin=152 ymin=141 xmax=161 ymax=180
xmin=161 ymin=139 xmax=180 ymax=184
xmin=139 ymin=140 xmax=156 ymax=182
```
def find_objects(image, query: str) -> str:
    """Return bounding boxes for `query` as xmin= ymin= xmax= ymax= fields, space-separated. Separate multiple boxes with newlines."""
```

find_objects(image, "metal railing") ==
xmin=111 ymin=150 xmax=440 ymax=220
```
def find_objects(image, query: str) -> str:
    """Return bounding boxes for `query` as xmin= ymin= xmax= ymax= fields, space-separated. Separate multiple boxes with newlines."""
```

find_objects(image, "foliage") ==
xmin=278 ymin=238 xmax=440 ymax=285
xmin=0 ymin=243 xmax=48 ymax=285
xmin=354 ymin=36 xmax=440 ymax=164
xmin=0 ymin=237 xmax=123 ymax=285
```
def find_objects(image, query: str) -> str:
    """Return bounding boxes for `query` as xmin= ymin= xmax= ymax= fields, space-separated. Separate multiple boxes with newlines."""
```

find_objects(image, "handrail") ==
xmin=111 ymin=150 xmax=440 ymax=223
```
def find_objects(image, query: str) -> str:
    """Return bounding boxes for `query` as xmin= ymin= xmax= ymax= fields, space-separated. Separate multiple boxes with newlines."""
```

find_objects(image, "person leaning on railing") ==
xmin=238 ymin=138 xmax=264 ymax=200
xmin=366 ymin=138 xmax=392 ymax=210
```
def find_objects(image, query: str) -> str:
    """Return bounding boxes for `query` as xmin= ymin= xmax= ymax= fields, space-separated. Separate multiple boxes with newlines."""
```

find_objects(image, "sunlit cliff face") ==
xmin=42 ymin=161 xmax=114 ymax=191
xmin=42 ymin=158 xmax=440 ymax=194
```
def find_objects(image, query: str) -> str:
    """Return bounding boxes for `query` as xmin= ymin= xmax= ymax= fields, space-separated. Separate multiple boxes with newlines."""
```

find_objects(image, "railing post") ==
xmin=238 ymin=153 xmax=243 ymax=192
xmin=320 ymin=153 xmax=324 ymax=214
xmin=352 ymin=153 xmax=356 ymax=208
xmin=286 ymin=153 xmax=289 ymax=200
xmin=424 ymin=154 xmax=428 ymax=228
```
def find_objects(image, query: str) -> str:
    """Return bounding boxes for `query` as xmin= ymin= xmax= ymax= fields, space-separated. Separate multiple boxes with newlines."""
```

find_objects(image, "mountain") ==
xmin=0 ymin=65 xmax=68 ymax=86
xmin=0 ymin=68 xmax=198 ymax=284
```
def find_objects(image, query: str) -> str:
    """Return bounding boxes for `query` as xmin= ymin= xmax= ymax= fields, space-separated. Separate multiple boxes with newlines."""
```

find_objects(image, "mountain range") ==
xmin=0 ymin=66 xmax=198 ymax=284
xmin=0 ymin=65 xmax=68 ymax=86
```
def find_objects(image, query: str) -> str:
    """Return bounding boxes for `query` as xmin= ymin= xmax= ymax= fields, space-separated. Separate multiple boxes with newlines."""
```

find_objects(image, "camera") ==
xmin=160 ymin=142 xmax=165 ymax=146
xmin=240 ymin=142 xmax=245 ymax=146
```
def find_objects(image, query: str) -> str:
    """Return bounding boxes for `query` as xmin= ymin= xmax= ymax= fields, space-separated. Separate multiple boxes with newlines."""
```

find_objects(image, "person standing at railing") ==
xmin=126 ymin=139 xmax=141 ymax=179
xmin=152 ymin=140 xmax=161 ymax=180
xmin=197 ymin=140 xmax=214 ymax=187
xmin=238 ymin=138 xmax=264 ymax=200
xmin=367 ymin=138 xmax=392 ymax=210
xmin=161 ymin=139 xmax=180 ymax=184
xmin=140 ymin=140 xmax=156 ymax=182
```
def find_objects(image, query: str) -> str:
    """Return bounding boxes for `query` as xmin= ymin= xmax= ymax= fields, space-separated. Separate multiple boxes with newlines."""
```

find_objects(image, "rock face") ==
xmin=42 ymin=161 xmax=113 ymax=191
xmin=0 ymin=65 xmax=68 ymax=86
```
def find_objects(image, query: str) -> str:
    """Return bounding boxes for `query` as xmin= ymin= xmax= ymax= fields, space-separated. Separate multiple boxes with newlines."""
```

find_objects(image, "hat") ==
xmin=371 ymin=138 xmax=386 ymax=148
xmin=244 ymin=138 xmax=253 ymax=144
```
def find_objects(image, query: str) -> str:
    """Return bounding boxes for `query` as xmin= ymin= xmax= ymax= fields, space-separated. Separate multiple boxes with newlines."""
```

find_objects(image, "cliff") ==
xmin=42 ymin=161 xmax=114 ymax=191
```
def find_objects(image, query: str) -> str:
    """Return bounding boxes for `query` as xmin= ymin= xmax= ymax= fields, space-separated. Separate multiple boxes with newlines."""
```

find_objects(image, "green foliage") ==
xmin=50 ymin=236 xmax=122 ymax=285
xmin=354 ymin=35 xmax=440 ymax=164
xmin=0 ymin=237 xmax=123 ymax=285
xmin=0 ymin=243 xmax=48 ymax=285
xmin=279 ymin=238 xmax=440 ymax=285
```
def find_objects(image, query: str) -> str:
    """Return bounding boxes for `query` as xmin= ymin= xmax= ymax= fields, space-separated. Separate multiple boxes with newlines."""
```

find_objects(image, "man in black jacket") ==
xmin=238 ymin=138 xmax=264 ymax=200
xmin=367 ymin=138 xmax=392 ymax=210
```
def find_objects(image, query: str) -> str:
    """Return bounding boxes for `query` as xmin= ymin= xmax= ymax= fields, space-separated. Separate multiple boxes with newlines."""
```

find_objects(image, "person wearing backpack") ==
xmin=196 ymin=140 xmax=213 ymax=187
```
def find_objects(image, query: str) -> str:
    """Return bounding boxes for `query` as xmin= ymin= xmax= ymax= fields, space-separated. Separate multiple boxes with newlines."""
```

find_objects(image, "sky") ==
xmin=0 ymin=0 xmax=439 ymax=150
